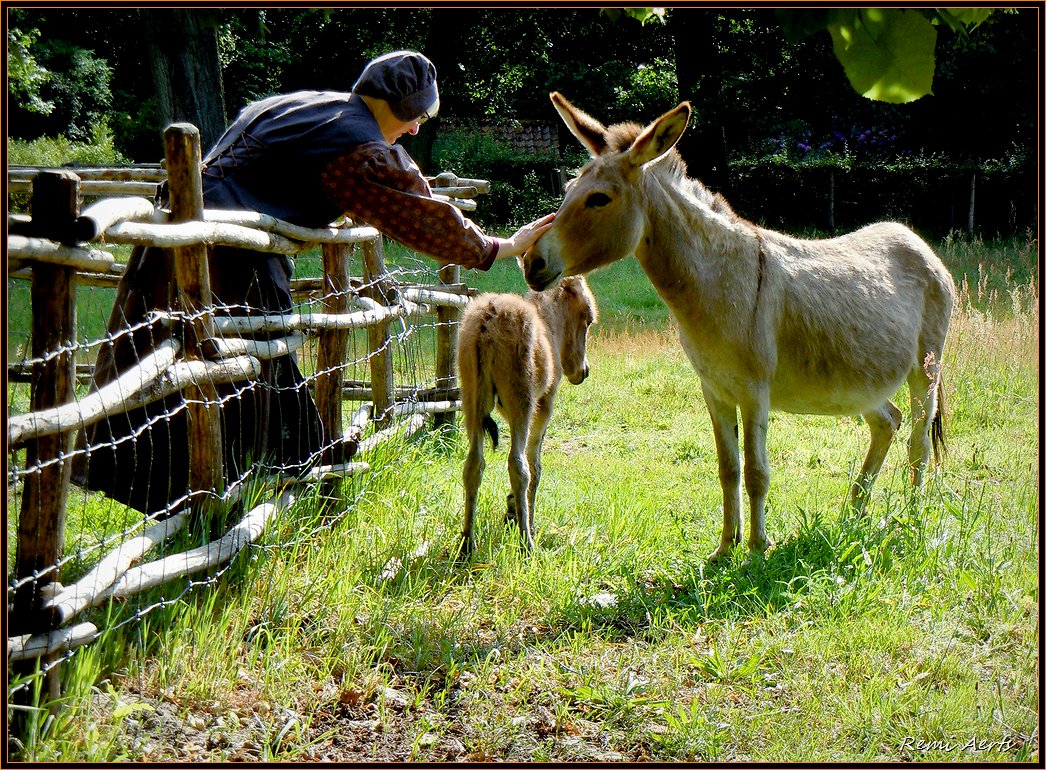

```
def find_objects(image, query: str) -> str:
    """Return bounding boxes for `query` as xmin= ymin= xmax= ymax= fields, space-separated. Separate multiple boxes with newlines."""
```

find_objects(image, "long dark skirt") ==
xmin=72 ymin=245 xmax=322 ymax=515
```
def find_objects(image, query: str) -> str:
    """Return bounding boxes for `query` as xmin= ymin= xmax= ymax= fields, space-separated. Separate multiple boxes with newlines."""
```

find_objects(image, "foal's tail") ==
xmin=483 ymin=415 xmax=499 ymax=449
xmin=931 ymin=377 xmax=946 ymax=465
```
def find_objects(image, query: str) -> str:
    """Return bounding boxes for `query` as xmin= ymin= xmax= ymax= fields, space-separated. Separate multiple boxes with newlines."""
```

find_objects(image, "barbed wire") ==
xmin=7 ymin=248 xmax=467 ymax=696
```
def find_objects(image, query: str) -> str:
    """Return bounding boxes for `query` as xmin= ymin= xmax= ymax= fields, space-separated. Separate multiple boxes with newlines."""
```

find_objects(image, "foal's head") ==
xmin=537 ymin=275 xmax=598 ymax=385
xmin=524 ymin=93 xmax=692 ymax=291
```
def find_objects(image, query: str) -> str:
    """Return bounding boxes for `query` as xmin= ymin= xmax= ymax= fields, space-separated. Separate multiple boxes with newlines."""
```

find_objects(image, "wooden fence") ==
xmin=5 ymin=123 xmax=486 ymax=691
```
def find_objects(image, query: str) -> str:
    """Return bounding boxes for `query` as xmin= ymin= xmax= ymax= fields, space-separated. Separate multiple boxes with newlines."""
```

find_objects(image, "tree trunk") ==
xmin=670 ymin=8 xmax=730 ymax=193
xmin=398 ymin=8 xmax=477 ymax=173
xmin=967 ymin=170 xmax=976 ymax=238
xmin=828 ymin=167 xmax=836 ymax=235
xmin=144 ymin=9 xmax=227 ymax=152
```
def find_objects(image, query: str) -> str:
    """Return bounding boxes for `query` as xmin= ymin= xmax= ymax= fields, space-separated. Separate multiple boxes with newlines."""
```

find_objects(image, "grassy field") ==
xmin=7 ymin=234 xmax=1040 ymax=762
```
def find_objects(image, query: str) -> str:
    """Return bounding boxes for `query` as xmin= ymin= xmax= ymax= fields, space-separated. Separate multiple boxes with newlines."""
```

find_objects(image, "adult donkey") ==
xmin=523 ymin=93 xmax=955 ymax=563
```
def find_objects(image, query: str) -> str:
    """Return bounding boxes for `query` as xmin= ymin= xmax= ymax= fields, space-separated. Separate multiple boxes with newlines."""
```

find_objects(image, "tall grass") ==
xmin=8 ymin=234 xmax=1039 ymax=762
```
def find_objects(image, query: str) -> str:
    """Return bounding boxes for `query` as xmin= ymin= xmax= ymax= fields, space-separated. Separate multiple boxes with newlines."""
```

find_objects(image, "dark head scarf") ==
xmin=352 ymin=50 xmax=439 ymax=121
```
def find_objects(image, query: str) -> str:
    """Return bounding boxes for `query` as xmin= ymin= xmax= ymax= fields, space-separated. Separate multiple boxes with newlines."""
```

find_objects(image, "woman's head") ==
xmin=352 ymin=50 xmax=439 ymax=123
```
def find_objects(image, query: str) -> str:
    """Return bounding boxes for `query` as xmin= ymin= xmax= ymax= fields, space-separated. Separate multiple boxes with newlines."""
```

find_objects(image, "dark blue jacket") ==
xmin=202 ymin=91 xmax=384 ymax=229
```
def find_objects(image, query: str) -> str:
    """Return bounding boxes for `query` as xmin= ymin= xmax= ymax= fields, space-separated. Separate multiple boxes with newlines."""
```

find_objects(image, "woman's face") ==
xmin=387 ymin=115 xmax=425 ymax=143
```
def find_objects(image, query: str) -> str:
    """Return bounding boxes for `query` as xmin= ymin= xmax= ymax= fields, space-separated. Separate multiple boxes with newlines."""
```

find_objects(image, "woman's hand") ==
xmin=495 ymin=212 xmax=556 ymax=259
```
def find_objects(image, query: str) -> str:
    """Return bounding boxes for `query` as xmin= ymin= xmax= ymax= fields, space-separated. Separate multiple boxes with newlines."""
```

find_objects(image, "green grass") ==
xmin=6 ymin=235 xmax=1039 ymax=762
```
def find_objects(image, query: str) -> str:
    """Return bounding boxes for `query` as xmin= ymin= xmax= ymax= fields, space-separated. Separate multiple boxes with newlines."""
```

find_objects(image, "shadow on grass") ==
xmin=548 ymin=502 xmax=927 ymax=640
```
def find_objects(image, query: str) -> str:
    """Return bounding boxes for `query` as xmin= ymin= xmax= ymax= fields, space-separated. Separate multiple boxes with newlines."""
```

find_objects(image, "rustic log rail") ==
xmin=6 ymin=144 xmax=486 ymax=676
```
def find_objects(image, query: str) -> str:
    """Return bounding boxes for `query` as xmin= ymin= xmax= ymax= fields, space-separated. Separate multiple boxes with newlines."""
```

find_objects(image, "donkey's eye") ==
xmin=585 ymin=192 xmax=612 ymax=208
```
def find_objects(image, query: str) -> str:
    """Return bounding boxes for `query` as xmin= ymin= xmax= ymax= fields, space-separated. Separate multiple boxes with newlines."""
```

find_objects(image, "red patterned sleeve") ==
xmin=320 ymin=142 xmax=499 ymax=270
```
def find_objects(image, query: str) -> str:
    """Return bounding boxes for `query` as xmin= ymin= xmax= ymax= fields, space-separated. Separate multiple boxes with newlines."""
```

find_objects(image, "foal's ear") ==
xmin=628 ymin=102 xmax=691 ymax=168
xmin=550 ymin=92 xmax=608 ymax=157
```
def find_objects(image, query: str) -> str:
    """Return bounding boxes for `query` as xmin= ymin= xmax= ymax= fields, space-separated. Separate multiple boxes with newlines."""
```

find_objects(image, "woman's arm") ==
xmin=321 ymin=143 xmax=555 ymax=269
xmin=321 ymin=143 xmax=498 ymax=269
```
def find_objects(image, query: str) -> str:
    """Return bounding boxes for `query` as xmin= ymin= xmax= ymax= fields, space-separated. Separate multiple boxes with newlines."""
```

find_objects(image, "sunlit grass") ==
xmin=8 ymin=234 xmax=1039 ymax=762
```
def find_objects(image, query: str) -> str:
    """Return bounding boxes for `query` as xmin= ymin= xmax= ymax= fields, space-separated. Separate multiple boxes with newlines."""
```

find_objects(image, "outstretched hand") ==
xmin=496 ymin=212 xmax=556 ymax=259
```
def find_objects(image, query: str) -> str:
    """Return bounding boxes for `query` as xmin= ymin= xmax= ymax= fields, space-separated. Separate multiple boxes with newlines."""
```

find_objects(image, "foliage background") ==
xmin=6 ymin=7 xmax=1039 ymax=236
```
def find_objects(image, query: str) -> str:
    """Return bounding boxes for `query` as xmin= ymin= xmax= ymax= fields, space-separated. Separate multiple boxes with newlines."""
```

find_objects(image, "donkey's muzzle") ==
xmin=524 ymin=255 xmax=561 ymax=292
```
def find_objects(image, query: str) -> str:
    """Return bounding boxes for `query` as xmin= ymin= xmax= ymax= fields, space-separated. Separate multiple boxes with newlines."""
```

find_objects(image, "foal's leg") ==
xmin=703 ymin=388 xmax=742 ymax=563
xmin=461 ymin=416 xmax=487 ymax=556
xmin=850 ymin=400 xmax=902 ymax=512
xmin=739 ymin=395 xmax=771 ymax=557
xmin=906 ymin=364 xmax=939 ymax=489
xmin=506 ymin=409 xmax=535 ymax=551
xmin=524 ymin=395 xmax=555 ymax=546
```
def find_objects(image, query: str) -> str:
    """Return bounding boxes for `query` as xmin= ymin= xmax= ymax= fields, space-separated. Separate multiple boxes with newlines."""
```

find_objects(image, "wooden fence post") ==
xmin=360 ymin=237 xmax=395 ymax=429
xmin=433 ymin=263 xmax=461 ymax=430
xmin=13 ymin=171 xmax=80 ymax=636
xmin=164 ymin=123 xmax=224 ymax=516
xmin=316 ymin=242 xmax=353 ymax=461
xmin=12 ymin=171 xmax=80 ymax=715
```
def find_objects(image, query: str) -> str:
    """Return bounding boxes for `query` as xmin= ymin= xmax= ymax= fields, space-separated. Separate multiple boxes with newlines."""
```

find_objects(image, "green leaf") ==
xmin=601 ymin=8 xmax=665 ymax=25
xmin=112 ymin=701 xmax=155 ymax=720
xmin=827 ymin=8 xmax=938 ymax=103
xmin=942 ymin=8 xmax=993 ymax=28
xmin=933 ymin=8 xmax=993 ymax=38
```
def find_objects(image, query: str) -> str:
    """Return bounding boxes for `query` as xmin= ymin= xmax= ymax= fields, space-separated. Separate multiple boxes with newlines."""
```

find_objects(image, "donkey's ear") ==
xmin=628 ymin=102 xmax=691 ymax=168
xmin=550 ymin=92 xmax=607 ymax=157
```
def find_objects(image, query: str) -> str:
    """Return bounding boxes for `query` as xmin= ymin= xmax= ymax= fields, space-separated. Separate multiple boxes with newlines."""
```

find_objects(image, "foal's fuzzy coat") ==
xmin=458 ymin=277 xmax=597 ymax=554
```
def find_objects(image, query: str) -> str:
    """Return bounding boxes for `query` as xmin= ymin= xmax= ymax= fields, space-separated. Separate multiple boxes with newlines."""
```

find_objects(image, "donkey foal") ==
xmin=458 ymin=276 xmax=597 ymax=555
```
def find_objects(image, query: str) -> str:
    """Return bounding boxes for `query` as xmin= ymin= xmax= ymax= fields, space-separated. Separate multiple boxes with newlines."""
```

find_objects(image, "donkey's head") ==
xmin=536 ymin=275 xmax=598 ymax=385
xmin=523 ymin=93 xmax=691 ymax=291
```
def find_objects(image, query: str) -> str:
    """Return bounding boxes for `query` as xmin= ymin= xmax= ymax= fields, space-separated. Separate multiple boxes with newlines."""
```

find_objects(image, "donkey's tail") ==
xmin=931 ymin=377 xmax=946 ymax=465
xmin=482 ymin=415 xmax=499 ymax=449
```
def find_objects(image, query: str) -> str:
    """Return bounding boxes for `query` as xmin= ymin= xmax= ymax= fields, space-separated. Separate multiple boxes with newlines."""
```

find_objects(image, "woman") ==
xmin=76 ymin=50 xmax=554 ymax=515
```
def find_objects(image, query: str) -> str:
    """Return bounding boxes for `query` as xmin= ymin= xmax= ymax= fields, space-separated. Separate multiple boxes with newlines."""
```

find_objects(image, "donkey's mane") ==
xmin=604 ymin=122 xmax=644 ymax=152
xmin=607 ymin=120 xmax=744 ymax=227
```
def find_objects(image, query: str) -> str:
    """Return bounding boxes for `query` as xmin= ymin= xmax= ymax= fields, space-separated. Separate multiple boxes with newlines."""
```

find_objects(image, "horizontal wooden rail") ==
xmin=8 ymin=623 xmax=100 ymax=663
xmin=202 ymin=333 xmax=305 ymax=361
xmin=103 ymin=220 xmax=325 ymax=254
xmin=45 ymin=513 xmax=190 ymax=625
xmin=204 ymin=306 xmax=407 ymax=334
xmin=8 ymin=165 xmax=166 ymax=182
xmin=7 ymin=180 xmax=161 ymax=196
xmin=98 ymin=488 xmax=299 ymax=602
xmin=43 ymin=459 xmax=368 ymax=627
xmin=355 ymin=413 xmax=427 ymax=454
xmin=8 ymin=235 xmax=116 ymax=272
xmin=401 ymin=286 xmax=473 ymax=308
xmin=8 ymin=346 xmax=263 ymax=446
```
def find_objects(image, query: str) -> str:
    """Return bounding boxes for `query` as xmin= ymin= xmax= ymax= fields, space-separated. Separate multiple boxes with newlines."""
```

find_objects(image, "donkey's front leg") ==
xmin=703 ymin=390 xmax=742 ymax=563
xmin=460 ymin=426 xmax=486 ymax=557
xmin=524 ymin=397 xmax=554 ymax=547
xmin=506 ymin=414 xmax=535 ymax=551
xmin=740 ymin=395 xmax=772 ymax=558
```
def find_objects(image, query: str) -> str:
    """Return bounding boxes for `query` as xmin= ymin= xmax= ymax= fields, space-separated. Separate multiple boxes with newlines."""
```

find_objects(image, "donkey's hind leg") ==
xmin=740 ymin=394 xmax=772 ymax=558
xmin=906 ymin=364 xmax=940 ymax=490
xmin=461 ymin=419 xmax=487 ymax=556
xmin=849 ymin=401 xmax=902 ymax=512
xmin=506 ymin=409 xmax=535 ymax=551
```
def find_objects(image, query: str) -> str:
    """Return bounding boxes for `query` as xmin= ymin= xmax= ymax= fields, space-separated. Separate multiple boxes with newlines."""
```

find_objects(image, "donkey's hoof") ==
xmin=456 ymin=534 xmax=475 ymax=561
xmin=707 ymin=543 xmax=736 ymax=564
